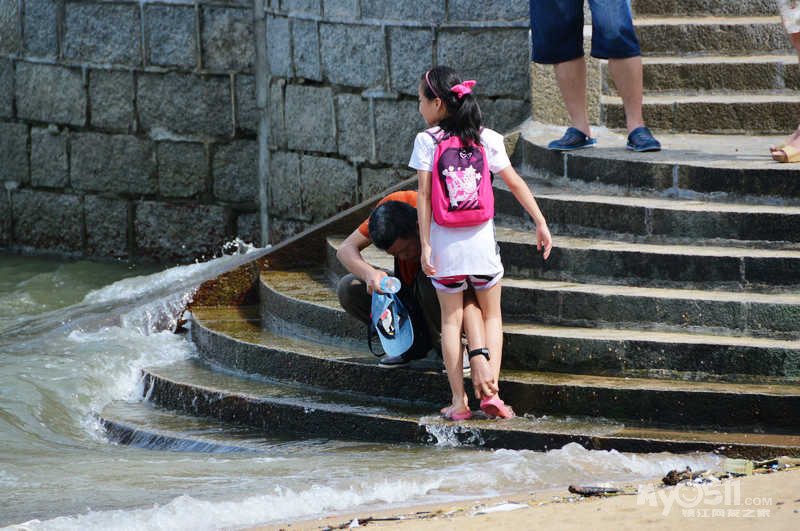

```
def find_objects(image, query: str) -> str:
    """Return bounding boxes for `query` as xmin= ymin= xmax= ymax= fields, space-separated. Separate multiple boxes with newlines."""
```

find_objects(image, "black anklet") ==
xmin=468 ymin=348 xmax=490 ymax=361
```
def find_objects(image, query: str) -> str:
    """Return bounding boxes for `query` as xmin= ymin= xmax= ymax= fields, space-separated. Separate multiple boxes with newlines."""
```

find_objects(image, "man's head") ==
xmin=367 ymin=201 xmax=420 ymax=261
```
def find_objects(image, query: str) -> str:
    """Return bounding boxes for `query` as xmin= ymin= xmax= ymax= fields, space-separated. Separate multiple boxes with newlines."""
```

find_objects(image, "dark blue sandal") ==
xmin=627 ymin=126 xmax=661 ymax=152
xmin=547 ymin=127 xmax=597 ymax=151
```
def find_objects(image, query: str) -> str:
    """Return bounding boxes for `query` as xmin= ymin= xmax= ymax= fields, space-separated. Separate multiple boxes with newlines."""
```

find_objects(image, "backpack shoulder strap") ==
xmin=425 ymin=127 xmax=445 ymax=144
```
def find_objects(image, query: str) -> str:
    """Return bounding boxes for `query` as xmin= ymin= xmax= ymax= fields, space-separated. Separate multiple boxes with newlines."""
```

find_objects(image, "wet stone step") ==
xmin=265 ymin=264 xmax=800 ymax=340
xmin=258 ymin=269 xmax=800 ymax=380
xmin=190 ymin=308 xmax=800 ymax=429
xmin=142 ymin=358 xmax=800 ymax=458
xmin=99 ymin=400 xmax=277 ymax=453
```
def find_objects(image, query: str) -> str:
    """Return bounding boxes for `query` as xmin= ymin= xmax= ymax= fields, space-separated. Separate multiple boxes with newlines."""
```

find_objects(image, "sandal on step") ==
xmin=479 ymin=395 xmax=514 ymax=419
xmin=773 ymin=145 xmax=800 ymax=163
xmin=442 ymin=408 xmax=472 ymax=421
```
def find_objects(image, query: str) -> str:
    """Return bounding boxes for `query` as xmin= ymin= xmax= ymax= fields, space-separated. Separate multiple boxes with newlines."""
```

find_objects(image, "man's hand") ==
xmin=366 ymin=270 xmax=388 ymax=295
xmin=469 ymin=354 xmax=498 ymax=399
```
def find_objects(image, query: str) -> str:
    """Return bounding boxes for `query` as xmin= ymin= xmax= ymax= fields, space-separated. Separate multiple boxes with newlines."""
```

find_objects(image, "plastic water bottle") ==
xmin=380 ymin=276 xmax=401 ymax=294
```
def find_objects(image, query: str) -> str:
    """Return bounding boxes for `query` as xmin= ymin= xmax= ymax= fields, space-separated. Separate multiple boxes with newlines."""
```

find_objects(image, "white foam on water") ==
xmin=11 ymin=478 xmax=446 ymax=531
xmin=82 ymin=239 xmax=265 ymax=306
xmin=8 ymin=442 xmax=723 ymax=531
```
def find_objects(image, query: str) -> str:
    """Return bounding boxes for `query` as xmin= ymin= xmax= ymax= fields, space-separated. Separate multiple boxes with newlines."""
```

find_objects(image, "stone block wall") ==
xmin=262 ymin=0 xmax=531 ymax=239
xmin=0 ymin=0 xmax=257 ymax=263
xmin=0 ymin=0 xmax=531 ymax=263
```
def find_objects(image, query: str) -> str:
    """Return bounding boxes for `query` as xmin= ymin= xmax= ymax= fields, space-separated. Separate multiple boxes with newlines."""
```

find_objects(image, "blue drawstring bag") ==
xmin=368 ymin=291 xmax=414 ymax=358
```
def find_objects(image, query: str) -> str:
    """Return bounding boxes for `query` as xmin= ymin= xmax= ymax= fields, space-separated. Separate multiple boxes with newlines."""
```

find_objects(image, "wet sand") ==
xmin=253 ymin=466 xmax=800 ymax=531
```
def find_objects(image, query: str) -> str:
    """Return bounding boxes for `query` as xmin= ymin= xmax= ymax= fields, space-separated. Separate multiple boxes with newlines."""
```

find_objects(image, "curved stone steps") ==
xmin=603 ymin=93 xmax=800 ymax=134
xmin=98 ymin=400 xmax=273 ymax=453
xmin=495 ymin=185 xmax=800 ymax=246
xmin=618 ymin=55 xmax=800 ymax=95
xmin=262 ymin=265 xmax=800 ymax=340
xmin=141 ymin=356 xmax=800 ymax=457
xmin=631 ymin=0 xmax=781 ymax=18
xmin=326 ymin=232 xmax=800 ymax=292
xmin=633 ymin=17 xmax=789 ymax=57
xmin=498 ymin=229 xmax=800 ymax=290
xmin=501 ymin=322 xmax=800 ymax=380
xmin=191 ymin=307 xmax=800 ymax=428
xmin=514 ymin=125 xmax=800 ymax=199
xmin=257 ymin=269 xmax=800 ymax=381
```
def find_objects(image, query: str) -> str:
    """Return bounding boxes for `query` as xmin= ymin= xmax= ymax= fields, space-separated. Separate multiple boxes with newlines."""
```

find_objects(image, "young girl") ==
xmin=410 ymin=65 xmax=553 ymax=420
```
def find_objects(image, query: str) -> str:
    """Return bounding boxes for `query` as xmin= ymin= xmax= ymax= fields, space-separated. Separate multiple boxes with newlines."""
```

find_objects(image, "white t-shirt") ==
xmin=408 ymin=128 xmax=510 ymax=278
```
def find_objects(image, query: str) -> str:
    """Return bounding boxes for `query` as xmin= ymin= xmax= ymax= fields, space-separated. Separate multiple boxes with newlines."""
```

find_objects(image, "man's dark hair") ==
xmin=368 ymin=200 xmax=417 ymax=251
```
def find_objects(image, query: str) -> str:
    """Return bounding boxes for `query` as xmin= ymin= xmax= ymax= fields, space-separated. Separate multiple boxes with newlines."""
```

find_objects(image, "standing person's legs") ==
xmin=530 ymin=0 xmax=595 ymax=143
xmin=771 ymin=31 xmax=800 ymax=159
xmin=554 ymin=57 xmax=591 ymax=137
xmin=608 ymin=56 xmax=644 ymax=133
xmin=589 ymin=0 xmax=644 ymax=132
xmin=772 ymin=0 xmax=800 ymax=157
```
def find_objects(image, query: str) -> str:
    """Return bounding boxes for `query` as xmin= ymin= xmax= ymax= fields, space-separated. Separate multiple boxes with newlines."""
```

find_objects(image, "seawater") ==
xmin=0 ymin=250 xmax=722 ymax=530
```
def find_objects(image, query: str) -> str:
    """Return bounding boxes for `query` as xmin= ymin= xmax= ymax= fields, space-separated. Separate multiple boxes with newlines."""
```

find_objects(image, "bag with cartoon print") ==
xmin=426 ymin=128 xmax=494 ymax=228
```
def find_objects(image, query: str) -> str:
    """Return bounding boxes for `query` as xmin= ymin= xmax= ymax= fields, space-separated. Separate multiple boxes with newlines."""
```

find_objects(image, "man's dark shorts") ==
xmin=530 ymin=0 xmax=641 ymax=64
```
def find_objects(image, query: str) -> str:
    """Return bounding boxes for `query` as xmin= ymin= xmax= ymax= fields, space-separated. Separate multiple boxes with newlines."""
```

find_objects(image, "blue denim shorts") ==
xmin=530 ymin=0 xmax=641 ymax=64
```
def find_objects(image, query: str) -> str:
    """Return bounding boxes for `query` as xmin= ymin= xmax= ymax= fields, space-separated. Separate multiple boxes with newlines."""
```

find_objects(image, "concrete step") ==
xmin=98 ymin=400 xmax=280 ymax=453
xmin=496 ymin=185 xmax=800 ymax=246
xmin=309 ymin=242 xmax=800 ymax=338
xmin=188 ymin=309 xmax=800 ymax=446
xmin=514 ymin=122 xmax=800 ymax=199
xmin=502 ymin=322 xmax=800 ymax=381
xmin=327 ymin=231 xmax=800 ymax=292
xmin=258 ymin=268 xmax=800 ymax=381
xmin=602 ymin=93 xmax=800 ymax=134
xmin=634 ymin=17 xmax=790 ymax=56
xmin=499 ymin=228 xmax=800 ymax=290
xmin=632 ymin=0 xmax=780 ymax=17
xmin=502 ymin=278 xmax=800 ymax=340
xmin=603 ymin=55 xmax=800 ymax=95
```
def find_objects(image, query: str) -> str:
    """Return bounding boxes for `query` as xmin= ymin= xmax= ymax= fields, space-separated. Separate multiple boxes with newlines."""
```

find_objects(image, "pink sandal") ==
xmin=442 ymin=407 xmax=473 ymax=421
xmin=480 ymin=395 xmax=514 ymax=419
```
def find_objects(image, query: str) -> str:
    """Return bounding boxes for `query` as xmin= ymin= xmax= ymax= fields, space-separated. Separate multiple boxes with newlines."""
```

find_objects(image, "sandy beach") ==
xmin=254 ymin=465 xmax=800 ymax=531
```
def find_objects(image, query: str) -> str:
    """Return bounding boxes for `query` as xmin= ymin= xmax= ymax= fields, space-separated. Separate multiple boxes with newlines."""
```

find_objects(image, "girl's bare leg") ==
xmin=437 ymin=289 xmax=469 ymax=416
xmin=473 ymin=282 xmax=503 ymax=396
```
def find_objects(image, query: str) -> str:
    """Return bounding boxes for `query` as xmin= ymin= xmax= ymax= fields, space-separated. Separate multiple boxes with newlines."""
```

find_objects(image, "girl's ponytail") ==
xmin=421 ymin=66 xmax=483 ymax=146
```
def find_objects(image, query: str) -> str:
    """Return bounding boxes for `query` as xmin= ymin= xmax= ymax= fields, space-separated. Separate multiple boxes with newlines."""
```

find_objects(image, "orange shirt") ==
xmin=357 ymin=190 xmax=419 ymax=286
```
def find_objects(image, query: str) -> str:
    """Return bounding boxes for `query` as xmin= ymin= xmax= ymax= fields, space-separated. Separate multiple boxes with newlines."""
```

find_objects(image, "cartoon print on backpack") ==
xmin=427 ymin=130 xmax=494 ymax=228
xmin=442 ymin=147 xmax=484 ymax=210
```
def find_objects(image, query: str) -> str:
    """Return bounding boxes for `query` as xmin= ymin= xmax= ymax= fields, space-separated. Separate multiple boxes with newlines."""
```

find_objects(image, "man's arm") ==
xmin=336 ymin=228 xmax=387 ymax=295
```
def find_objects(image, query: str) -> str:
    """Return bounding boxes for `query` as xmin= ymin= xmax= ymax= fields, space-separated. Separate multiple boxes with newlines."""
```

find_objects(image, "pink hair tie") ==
xmin=425 ymin=71 xmax=440 ymax=99
xmin=450 ymin=80 xmax=476 ymax=98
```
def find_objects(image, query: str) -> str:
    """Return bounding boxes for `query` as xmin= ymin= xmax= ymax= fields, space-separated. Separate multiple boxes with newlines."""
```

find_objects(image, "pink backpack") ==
xmin=426 ymin=128 xmax=494 ymax=228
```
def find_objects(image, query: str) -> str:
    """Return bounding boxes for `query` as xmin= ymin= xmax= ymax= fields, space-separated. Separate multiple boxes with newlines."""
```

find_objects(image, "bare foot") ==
xmin=770 ymin=127 xmax=800 ymax=154
xmin=441 ymin=405 xmax=472 ymax=420
xmin=440 ymin=393 xmax=469 ymax=416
